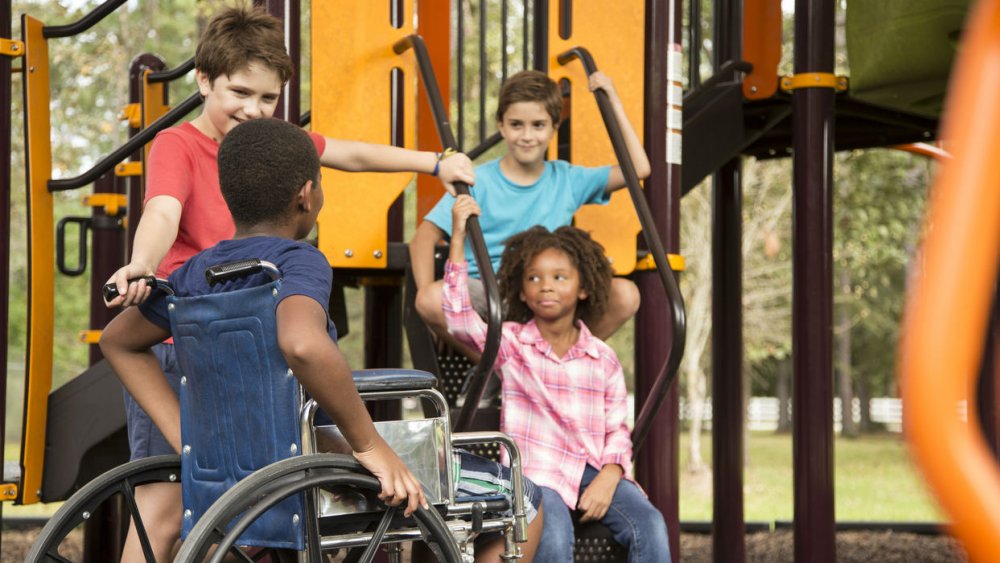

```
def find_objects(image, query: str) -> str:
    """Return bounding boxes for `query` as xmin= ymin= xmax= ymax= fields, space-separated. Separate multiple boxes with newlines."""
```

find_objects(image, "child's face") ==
xmin=520 ymin=247 xmax=587 ymax=323
xmin=196 ymin=61 xmax=282 ymax=141
xmin=497 ymin=101 xmax=558 ymax=166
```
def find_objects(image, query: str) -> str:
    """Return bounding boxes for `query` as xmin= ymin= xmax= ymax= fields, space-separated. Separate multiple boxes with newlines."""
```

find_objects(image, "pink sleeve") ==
xmin=441 ymin=260 xmax=513 ymax=367
xmin=600 ymin=355 xmax=635 ymax=474
xmin=144 ymin=130 xmax=195 ymax=206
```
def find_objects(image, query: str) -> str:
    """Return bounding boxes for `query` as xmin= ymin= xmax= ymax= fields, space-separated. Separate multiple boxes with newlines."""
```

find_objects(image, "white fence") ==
xmin=673 ymin=397 xmax=906 ymax=432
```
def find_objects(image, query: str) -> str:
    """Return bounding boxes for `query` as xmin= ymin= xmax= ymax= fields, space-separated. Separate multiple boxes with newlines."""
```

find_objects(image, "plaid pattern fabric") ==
xmin=443 ymin=261 xmax=635 ymax=509
xmin=453 ymin=450 xmax=540 ymax=522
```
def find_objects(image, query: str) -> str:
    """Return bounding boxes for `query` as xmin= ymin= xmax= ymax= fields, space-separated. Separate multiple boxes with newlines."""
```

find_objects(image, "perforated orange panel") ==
xmin=312 ymin=2 xmax=416 ymax=269
xmin=548 ymin=1 xmax=645 ymax=275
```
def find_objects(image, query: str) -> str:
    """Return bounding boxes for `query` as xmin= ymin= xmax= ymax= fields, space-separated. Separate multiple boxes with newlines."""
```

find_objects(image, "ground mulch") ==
xmin=2 ymin=525 xmax=970 ymax=562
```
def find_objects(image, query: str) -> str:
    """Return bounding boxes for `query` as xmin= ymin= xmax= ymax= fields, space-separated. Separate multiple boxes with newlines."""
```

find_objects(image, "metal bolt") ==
xmin=272 ymin=288 xmax=278 ymax=297
xmin=82 ymin=511 xmax=91 ymax=520
xmin=373 ymin=249 xmax=383 ymax=259
xmin=292 ymin=514 xmax=300 ymax=525
xmin=180 ymin=376 xmax=187 ymax=386
xmin=169 ymin=474 xmax=177 ymax=482
xmin=344 ymin=249 xmax=354 ymax=258
xmin=290 ymin=444 xmax=298 ymax=455
xmin=11 ymin=44 xmax=18 ymax=51
xmin=168 ymin=303 xmax=175 ymax=311
xmin=184 ymin=509 xmax=192 ymax=519
xmin=182 ymin=445 xmax=191 ymax=455
xmin=750 ymin=85 xmax=758 ymax=93
xmin=286 ymin=368 xmax=294 ymax=377
xmin=29 ymin=66 xmax=35 ymax=72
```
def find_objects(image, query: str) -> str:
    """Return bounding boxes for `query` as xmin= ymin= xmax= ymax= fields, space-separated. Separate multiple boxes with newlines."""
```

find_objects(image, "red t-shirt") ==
xmin=145 ymin=121 xmax=326 ymax=277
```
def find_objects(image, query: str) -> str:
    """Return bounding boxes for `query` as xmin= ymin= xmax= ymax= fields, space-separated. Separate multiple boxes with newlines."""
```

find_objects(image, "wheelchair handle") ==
xmin=205 ymin=259 xmax=280 ymax=286
xmin=102 ymin=276 xmax=165 ymax=302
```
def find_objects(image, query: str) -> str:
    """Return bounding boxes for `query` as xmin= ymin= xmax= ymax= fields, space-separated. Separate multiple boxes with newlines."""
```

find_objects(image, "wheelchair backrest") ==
xmin=168 ymin=280 xmax=306 ymax=550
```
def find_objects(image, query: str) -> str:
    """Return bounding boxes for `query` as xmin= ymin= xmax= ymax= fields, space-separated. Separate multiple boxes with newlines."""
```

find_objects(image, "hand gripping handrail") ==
xmin=899 ymin=1 xmax=1000 ymax=561
xmin=556 ymin=47 xmax=688 ymax=456
xmin=393 ymin=34 xmax=503 ymax=432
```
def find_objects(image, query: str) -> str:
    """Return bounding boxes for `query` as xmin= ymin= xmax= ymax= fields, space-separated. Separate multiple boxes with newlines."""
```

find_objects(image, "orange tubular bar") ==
xmin=900 ymin=1 xmax=1000 ymax=561
xmin=893 ymin=142 xmax=952 ymax=161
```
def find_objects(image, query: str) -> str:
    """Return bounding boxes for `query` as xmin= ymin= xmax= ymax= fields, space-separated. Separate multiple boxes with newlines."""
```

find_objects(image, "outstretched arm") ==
xmin=319 ymin=139 xmax=475 ymax=196
xmin=276 ymin=295 xmax=427 ymax=516
xmin=589 ymin=71 xmax=651 ymax=192
xmin=104 ymin=196 xmax=182 ymax=308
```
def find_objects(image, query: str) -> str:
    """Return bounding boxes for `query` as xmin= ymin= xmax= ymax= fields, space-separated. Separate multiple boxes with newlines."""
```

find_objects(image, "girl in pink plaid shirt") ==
xmin=442 ymin=196 xmax=670 ymax=562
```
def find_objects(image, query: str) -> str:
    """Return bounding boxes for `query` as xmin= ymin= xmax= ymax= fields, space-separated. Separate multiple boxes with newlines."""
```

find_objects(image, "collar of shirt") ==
xmin=515 ymin=319 xmax=602 ymax=361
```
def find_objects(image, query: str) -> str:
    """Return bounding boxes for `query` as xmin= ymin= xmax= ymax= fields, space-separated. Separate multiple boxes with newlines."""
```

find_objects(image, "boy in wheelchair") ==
xmin=100 ymin=118 xmax=543 ymax=561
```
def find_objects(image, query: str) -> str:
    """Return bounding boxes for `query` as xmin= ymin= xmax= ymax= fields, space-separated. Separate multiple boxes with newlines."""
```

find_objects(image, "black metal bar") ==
xmin=457 ymin=1 xmax=465 ymax=149
xmin=394 ymin=35 xmax=504 ymax=432
xmin=0 ymin=0 xmax=12 ymax=535
xmin=556 ymin=47 xmax=687 ymax=453
xmin=42 ymin=0 xmax=128 ymax=38
xmin=147 ymin=57 xmax=194 ymax=84
xmin=467 ymin=131 xmax=503 ymax=160
xmin=681 ymin=59 xmax=752 ymax=105
xmin=299 ymin=110 xmax=311 ymax=127
xmin=690 ymin=0 xmax=701 ymax=88
xmin=478 ymin=0 xmax=487 ymax=144
xmin=523 ymin=0 xmax=530 ymax=71
xmin=501 ymin=0 xmax=509 ymax=84
xmin=533 ymin=0 xmax=548 ymax=71
xmin=792 ymin=0 xmax=837 ymax=560
xmin=48 ymin=92 xmax=202 ymax=192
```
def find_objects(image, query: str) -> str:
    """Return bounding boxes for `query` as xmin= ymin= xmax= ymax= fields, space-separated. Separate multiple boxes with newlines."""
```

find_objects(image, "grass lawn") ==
xmin=678 ymin=431 xmax=948 ymax=523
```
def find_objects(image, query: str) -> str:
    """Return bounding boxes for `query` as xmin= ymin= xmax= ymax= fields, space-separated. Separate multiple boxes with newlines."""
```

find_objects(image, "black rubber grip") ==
xmin=103 ymin=275 xmax=158 ymax=302
xmin=204 ymin=259 xmax=263 ymax=286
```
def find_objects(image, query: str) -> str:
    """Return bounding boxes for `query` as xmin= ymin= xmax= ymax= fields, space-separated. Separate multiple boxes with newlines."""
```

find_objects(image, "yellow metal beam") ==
xmin=635 ymin=253 xmax=686 ymax=273
xmin=83 ymin=193 xmax=127 ymax=216
xmin=20 ymin=14 xmax=53 ymax=506
xmin=1 ymin=37 xmax=24 ymax=57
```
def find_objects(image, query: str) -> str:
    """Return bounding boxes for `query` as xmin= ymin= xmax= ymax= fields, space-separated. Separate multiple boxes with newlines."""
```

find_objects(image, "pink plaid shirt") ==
xmin=442 ymin=260 xmax=635 ymax=508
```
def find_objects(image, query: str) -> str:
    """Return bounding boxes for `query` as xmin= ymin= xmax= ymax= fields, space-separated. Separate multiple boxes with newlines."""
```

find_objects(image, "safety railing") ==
xmin=899 ymin=0 xmax=1000 ymax=561
xmin=394 ymin=34 xmax=503 ymax=432
xmin=556 ymin=46 xmax=687 ymax=455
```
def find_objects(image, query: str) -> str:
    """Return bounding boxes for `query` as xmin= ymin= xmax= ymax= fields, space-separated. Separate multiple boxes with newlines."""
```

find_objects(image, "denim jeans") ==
xmin=534 ymin=465 xmax=670 ymax=563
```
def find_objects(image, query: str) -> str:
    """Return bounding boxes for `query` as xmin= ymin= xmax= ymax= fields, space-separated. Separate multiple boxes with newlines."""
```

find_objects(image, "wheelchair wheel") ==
xmin=25 ymin=455 xmax=181 ymax=563
xmin=175 ymin=453 xmax=463 ymax=563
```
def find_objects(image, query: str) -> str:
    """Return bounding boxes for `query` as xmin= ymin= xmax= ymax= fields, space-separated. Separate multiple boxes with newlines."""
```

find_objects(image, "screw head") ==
xmin=180 ymin=376 xmax=187 ymax=386
xmin=290 ymin=443 xmax=298 ymax=455
xmin=373 ymin=249 xmax=383 ymax=259
xmin=82 ymin=511 xmax=91 ymax=520
xmin=182 ymin=445 xmax=191 ymax=455
xmin=184 ymin=509 xmax=192 ymax=519
xmin=292 ymin=514 xmax=300 ymax=525
xmin=344 ymin=249 xmax=354 ymax=258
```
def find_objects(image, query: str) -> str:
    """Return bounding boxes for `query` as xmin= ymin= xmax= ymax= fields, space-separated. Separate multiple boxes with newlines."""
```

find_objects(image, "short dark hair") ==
xmin=218 ymin=118 xmax=319 ymax=227
xmin=498 ymin=226 xmax=613 ymax=326
xmin=195 ymin=5 xmax=293 ymax=85
xmin=495 ymin=70 xmax=563 ymax=125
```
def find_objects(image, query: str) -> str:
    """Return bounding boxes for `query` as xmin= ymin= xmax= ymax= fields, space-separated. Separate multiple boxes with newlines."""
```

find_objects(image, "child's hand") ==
xmin=436 ymin=152 xmax=475 ymax=196
xmin=105 ymin=263 xmax=156 ymax=308
xmin=353 ymin=439 xmax=429 ymax=517
xmin=588 ymin=71 xmax=618 ymax=99
xmin=577 ymin=465 xmax=622 ymax=522
xmin=451 ymin=194 xmax=481 ymax=237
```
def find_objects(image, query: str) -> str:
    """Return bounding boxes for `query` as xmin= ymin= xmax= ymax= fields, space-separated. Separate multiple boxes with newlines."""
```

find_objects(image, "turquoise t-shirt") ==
xmin=424 ymin=158 xmax=612 ymax=278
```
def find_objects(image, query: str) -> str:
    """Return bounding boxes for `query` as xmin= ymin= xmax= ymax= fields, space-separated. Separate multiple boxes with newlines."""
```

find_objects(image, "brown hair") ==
xmin=195 ymin=5 xmax=293 ymax=85
xmin=495 ymin=70 xmax=563 ymax=126
xmin=498 ymin=226 xmax=613 ymax=326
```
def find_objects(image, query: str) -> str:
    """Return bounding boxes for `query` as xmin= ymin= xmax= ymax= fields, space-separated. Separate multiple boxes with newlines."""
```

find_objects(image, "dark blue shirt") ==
xmin=140 ymin=236 xmax=337 ymax=342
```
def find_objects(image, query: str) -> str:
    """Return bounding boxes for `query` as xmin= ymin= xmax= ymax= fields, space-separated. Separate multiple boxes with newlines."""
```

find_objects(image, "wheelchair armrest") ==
xmin=352 ymin=369 xmax=438 ymax=393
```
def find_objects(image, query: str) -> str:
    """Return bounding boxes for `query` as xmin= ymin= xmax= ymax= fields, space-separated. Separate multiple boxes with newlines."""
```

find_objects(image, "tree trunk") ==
xmin=838 ymin=267 xmax=858 ymax=437
xmin=776 ymin=358 xmax=792 ymax=433
xmin=687 ymin=366 xmax=707 ymax=473
xmin=857 ymin=377 xmax=872 ymax=432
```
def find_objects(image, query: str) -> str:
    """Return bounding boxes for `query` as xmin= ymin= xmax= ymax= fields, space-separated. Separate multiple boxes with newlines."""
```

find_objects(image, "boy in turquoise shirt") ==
xmin=410 ymin=70 xmax=648 ymax=358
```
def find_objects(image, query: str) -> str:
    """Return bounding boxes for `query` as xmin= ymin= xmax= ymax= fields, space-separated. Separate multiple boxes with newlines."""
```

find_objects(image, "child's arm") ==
xmin=577 ymin=463 xmax=623 ymax=522
xmin=99 ymin=308 xmax=180 ymax=452
xmin=104 ymin=196 xmax=182 ymax=307
xmin=578 ymin=355 xmax=633 ymax=521
xmin=319 ymin=140 xmax=475 ymax=196
xmin=409 ymin=220 xmax=447 ymax=290
xmin=276 ymin=295 xmax=427 ymax=516
xmin=589 ymin=71 xmax=652 ymax=192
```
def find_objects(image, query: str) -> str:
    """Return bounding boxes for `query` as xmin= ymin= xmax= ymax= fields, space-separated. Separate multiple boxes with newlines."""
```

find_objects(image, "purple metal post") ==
xmin=254 ymin=0 xmax=300 ymax=124
xmin=635 ymin=0 xmax=680 ymax=560
xmin=0 ymin=0 xmax=12 ymax=542
xmin=792 ymin=0 xmax=836 ymax=560
xmin=711 ymin=0 xmax=746 ymax=560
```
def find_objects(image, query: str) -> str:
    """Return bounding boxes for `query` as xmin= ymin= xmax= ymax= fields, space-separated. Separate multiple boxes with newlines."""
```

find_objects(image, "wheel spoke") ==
xmin=358 ymin=507 xmax=397 ymax=563
xmin=119 ymin=477 xmax=157 ymax=563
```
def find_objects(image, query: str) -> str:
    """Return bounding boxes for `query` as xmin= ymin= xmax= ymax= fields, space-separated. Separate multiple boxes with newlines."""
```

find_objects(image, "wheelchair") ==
xmin=27 ymin=259 xmax=530 ymax=563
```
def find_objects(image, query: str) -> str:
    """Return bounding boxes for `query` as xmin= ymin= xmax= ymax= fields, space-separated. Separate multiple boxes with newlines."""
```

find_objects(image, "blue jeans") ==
xmin=535 ymin=465 xmax=670 ymax=563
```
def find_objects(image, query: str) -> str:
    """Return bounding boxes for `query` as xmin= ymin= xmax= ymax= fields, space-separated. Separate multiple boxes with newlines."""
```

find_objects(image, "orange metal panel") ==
xmin=20 ymin=15 xmax=53 ymax=506
xmin=899 ymin=0 xmax=1000 ymax=561
xmin=312 ymin=1 xmax=416 ymax=269
xmin=548 ymin=0 xmax=645 ymax=275
xmin=743 ymin=0 xmax=782 ymax=100
xmin=415 ymin=0 xmax=450 ymax=221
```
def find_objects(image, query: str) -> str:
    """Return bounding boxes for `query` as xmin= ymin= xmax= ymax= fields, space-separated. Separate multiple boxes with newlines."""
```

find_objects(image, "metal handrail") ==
xmin=148 ymin=56 xmax=194 ymax=84
xmin=393 ymin=34 xmax=503 ymax=432
xmin=48 ymin=92 xmax=202 ymax=192
xmin=556 ymin=47 xmax=688 ymax=456
xmin=42 ymin=0 xmax=128 ymax=39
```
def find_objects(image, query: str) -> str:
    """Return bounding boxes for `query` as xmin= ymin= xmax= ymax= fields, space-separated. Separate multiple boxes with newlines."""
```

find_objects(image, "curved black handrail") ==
xmin=556 ymin=47 xmax=688 ymax=456
xmin=393 ymin=34 xmax=503 ymax=432
xmin=467 ymin=132 xmax=503 ymax=161
xmin=48 ymin=92 xmax=202 ymax=192
xmin=148 ymin=57 xmax=195 ymax=84
xmin=42 ymin=0 xmax=128 ymax=38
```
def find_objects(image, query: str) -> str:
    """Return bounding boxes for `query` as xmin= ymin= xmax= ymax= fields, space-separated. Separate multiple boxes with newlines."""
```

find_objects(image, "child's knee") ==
xmin=611 ymin=279 xmax=641 ymax=316
xmin=414 ymin=282 xmax=446 ymax=325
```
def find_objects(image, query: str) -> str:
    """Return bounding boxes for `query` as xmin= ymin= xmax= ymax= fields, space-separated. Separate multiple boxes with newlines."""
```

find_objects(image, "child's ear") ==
xmin=519 ymin=290 xmax=526 ymax=302
xmin=578 ymin=288 xmax=589 ymax=301
xmin=195 ymin=70 xmax=212 ymax=97
xmin=297 ymin=180 xmax=314 ymax=212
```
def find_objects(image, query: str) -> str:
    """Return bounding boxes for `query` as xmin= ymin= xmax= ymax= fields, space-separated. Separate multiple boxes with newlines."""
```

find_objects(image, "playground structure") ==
xmin=0 ymin=0 xmax=995 ymax=562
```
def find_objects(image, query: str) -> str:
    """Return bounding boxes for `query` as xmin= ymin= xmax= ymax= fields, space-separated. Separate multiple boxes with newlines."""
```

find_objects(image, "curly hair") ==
xmin=195 ymin=4 xmax=293 ymax=85
xmin=498 ymin=226 xmax=613 ymax=326
xmin=218 ymin=118 xmax=319 ymax=227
